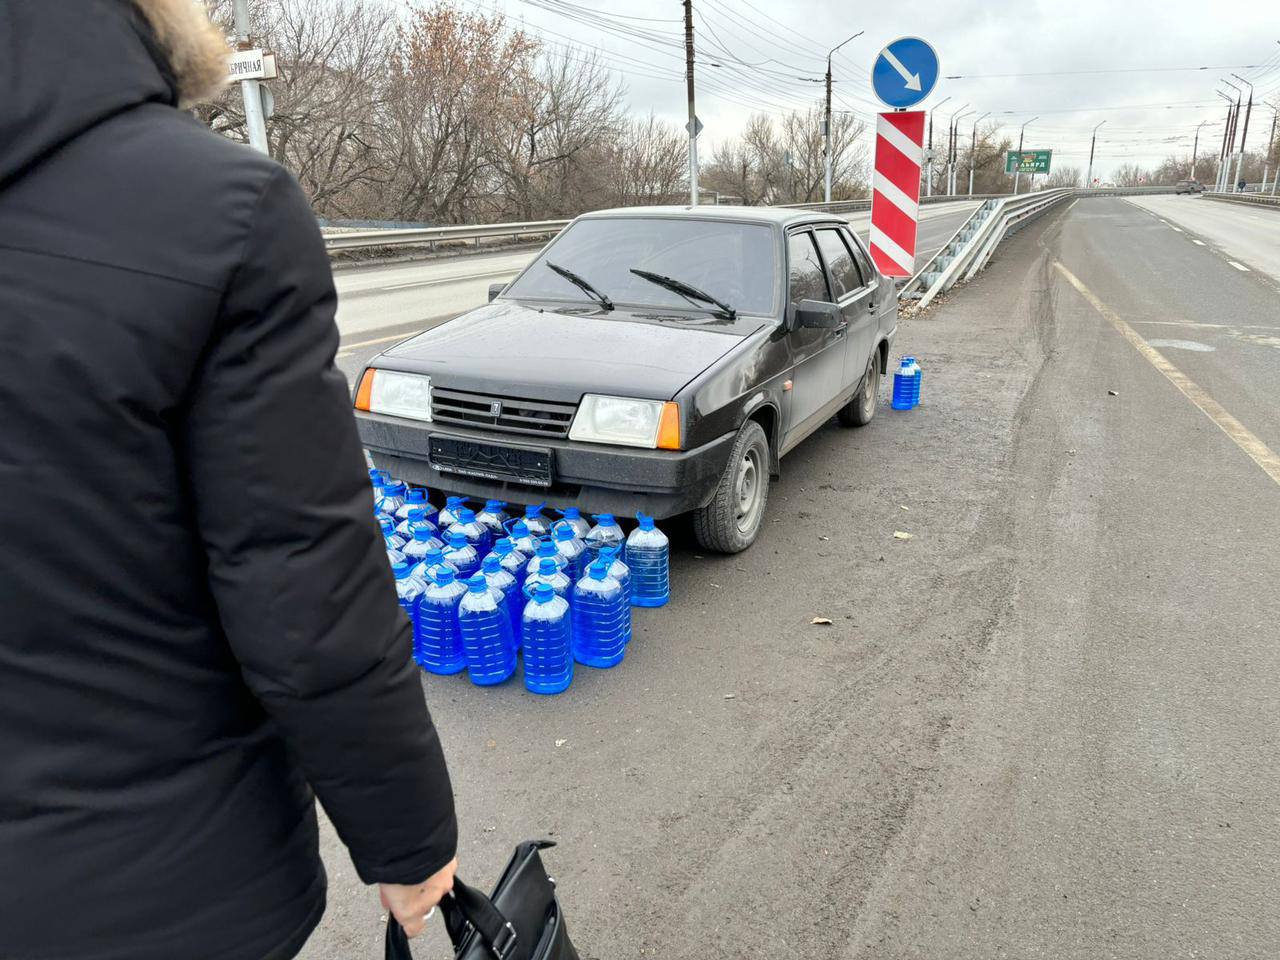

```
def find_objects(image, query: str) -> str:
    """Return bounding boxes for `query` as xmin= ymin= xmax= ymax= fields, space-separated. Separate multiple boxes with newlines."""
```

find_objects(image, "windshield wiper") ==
xmin=629 ymin=268 xmax=736 ymax=319
xmin=545 ymin=261 xmax=614 ymax=310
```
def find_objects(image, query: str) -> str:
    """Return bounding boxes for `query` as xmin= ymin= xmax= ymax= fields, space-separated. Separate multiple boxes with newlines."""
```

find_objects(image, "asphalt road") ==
xmin=331 ymin=201 xmax=979 ymax=384
xmin=300 ymin=196 xmax=1280 ymax=958
xmin=1125 ymin=194 xmax=1280 ymax=282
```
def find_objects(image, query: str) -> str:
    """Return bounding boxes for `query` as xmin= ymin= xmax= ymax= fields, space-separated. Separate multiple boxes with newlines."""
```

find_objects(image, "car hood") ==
xmin=378 ymin=299 xmax=767 ymax=402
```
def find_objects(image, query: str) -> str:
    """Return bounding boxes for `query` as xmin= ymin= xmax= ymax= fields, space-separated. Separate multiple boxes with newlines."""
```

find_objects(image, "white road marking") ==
xmin=1192 ymin=239 xmax=1206 ymax=245
xmin=1228 ymin=261 xmax=1251 ymax=272
xmin=1145 ymin=338 xmax=1215 ymax=352
xmin=1170 ymin=226 xmax=1183 ymax=233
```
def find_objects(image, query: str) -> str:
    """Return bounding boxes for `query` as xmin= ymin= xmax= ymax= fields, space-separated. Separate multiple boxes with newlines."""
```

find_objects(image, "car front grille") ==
xmin=431 ymin=387 xmax=578 ymax=439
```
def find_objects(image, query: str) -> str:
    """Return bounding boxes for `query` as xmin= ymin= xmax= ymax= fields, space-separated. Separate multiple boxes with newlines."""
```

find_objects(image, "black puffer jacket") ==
xmin=0 ymin=4 xmax=456 ymax=959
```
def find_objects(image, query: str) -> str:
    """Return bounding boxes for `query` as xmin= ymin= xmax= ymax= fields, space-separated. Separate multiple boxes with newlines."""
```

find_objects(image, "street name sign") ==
xmin=871 ymin=37 xmax=939 ymax=109
xmin=227 ymin=49 xmax=278 ymax=82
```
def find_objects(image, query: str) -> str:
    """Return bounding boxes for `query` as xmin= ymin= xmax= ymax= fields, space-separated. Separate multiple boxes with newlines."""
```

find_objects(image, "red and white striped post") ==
xmin=869 ymin=110 xmax=926 ymax=278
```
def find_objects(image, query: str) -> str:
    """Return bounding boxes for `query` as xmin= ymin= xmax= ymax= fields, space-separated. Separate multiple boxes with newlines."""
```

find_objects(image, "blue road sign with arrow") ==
xmin=871 ymin=37 xmax=939 ymax=109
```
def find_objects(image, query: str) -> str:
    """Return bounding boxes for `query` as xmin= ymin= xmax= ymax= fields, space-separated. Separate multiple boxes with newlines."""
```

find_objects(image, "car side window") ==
xmin=842 ymin=229 xmax=877 ymax=287
xmin=787 ymin=231 xmax=831 ymax=304
xmin=814 ymin=229 xmax=862 ymax=299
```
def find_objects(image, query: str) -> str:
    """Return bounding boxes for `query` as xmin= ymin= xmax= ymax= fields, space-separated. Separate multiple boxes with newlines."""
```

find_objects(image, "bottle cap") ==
xmin=593 ymin=513 xmax=616 ymax=524
xmin=484 ymin=500 xmax=506 ymax=511
xmin=423 ymin=547 xmax=443 ymax=563
xmin=457 ymin=507 xmax=476 ymax=523
xmin=406 ymin=488 xmax=426 ymax=503
xmin=561 ymin=507 xmax=580 ymax=519
xmin=536 ymin=538 xmax=557 ymax=556
xmin=432 ymin=566 xmax=456 ymax=585
xmin=589 ymin=561 xmax=609 ymax=580
xmin=466 ymin=574 xmax=488 ymax=593
xmin=638 ymin=514 xmax=656 ymax=531
xmin=391 ymin=560 xmax=412 ymax=578
xmin=554 ymin=524 xmax=575 ymax=541
xmin=379 ymin=518 xmax=395 ymax=533
xmin=512 ymin=520 xmax=531 ymax=537
xmin=493 ymin=537 xmax=514 ymax=555
xmin=447 ymin=531 xmax=468 ymax=548
xmin=413 ymin=527 xmax=434 ymax=542
xmin=446 ymin=496 xmax=464 ymax=507
xmin=525 ymin=503 xmax=545 ymax=518
xmin=539 ymin=558 xmax=560 ymax=575
xmin=407 ymin=506 xmax=427 ymax=521
xmin=533 ymin=582 xmax=556 ymax=603
xmin=482 ymin=554 xmax=501 ymax=573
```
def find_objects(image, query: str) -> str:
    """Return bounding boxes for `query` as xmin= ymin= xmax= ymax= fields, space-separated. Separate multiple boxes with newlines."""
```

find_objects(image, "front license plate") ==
xmin=429 ymin=436 xmax=554 ymax=487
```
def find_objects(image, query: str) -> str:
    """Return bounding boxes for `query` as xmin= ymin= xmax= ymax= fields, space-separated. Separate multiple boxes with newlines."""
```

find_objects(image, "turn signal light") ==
xmin=656 ymin=402 xmax=681 ymax=450
xmin=354 ymin=368 xmax=375 ymax=411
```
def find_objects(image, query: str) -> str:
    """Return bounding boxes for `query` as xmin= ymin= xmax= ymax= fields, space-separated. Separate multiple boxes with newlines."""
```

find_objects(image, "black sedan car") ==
xmin=354 ymin=206 xmax=897 ymax=552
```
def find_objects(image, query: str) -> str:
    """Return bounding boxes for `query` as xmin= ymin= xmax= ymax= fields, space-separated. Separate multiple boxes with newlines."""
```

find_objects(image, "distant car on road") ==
xmin=354 ymin=206 xmax=898 ymax=552
xmin=1175 ymin=179 xmax=1204 ymax=195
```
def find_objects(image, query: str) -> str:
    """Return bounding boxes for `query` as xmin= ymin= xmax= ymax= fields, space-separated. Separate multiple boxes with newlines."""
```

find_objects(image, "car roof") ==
xmin=574 ymin=204 xmax=849 ymax=229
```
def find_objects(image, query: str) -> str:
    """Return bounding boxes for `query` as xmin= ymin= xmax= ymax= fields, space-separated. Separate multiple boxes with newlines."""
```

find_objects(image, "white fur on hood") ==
xmin=131 ymin=0 xmax=228 ymax=107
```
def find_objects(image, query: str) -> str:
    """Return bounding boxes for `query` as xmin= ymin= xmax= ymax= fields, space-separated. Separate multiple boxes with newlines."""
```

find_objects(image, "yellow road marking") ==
xmin=1054 ymin=260 xmax=1280 ymax=487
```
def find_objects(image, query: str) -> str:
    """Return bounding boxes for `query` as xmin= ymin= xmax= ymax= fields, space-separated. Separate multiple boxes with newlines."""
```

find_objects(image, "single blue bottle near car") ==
xmin=525 ymin=538 xmax=567 ymax=579
xmin=395 ymin=487 xmax=432 ymax=523
xmin=509 ymin=519 xmax=541 ymax=559
xmin=402 ymin=525 xmax=445 ymax=566
xmin=480 ymin=553 xmax=522 ymax=645
xmin=410 ymin=545 xmax=457 ymax=586
xmin=891 ymin=358 xmax=915 ymax=410
xmin=491 ymin=536 xmax=528 ymax=587
xmin=553 ymin=522 xmax=587 ymax=583
xmin=904 ymin=356 xmax=922 ymax=407
xmin=437 ymin=495 xmax=467 ymax=530
xmin=459 ymin=575 xmax=516 ymax=686
xmin=396 ymin=506 xmax=438 ymax=540
xmin=448 ymin=507 xmax=492 ymax=557
xmin=521 ymin=503 xmax=553 ymax=539
xmin=521 ymin=583 xmax=573 ymax=695
xmin=556 ymin=506 xmax=591 ymax=539
xmin=571 ymin=561 xmax=628 ymax=669
xmin=625 ymin=513 xmax=670 ymax=607
xmin=524 ymin=556 xmax=572 ymax=603
xmin=476 ymin=500 xmax=510 ymax=541
xmin=417 ymin=567 xmax=467 ymax=675
xmin=583 ymin=514 xmax=625 ymax=564
xmin=375 ymin=480 xmax=407 ymax=518
xmin=600 ymin=545 xmax=633 ymax=620
xmin=391 ymin=559 xmax=424 ymax=650
xmin=443 ymin=531 xmax=481 ymax=581
xmin=380 ymin=516 xmax=407 ymax=552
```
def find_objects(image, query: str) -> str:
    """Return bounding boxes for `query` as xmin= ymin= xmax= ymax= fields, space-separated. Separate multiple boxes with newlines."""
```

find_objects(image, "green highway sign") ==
xmin=1006 ymin=150 xmax=1052 ymax=174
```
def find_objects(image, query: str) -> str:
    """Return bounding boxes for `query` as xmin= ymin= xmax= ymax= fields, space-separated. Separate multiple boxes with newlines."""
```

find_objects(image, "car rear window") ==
xmin=814 ymin=228 xmax=862 ymax=299
xmin=504 ymin=217 xmax=779 ymax=316
xmin=787 ymin=232 xmax=831 ymax=304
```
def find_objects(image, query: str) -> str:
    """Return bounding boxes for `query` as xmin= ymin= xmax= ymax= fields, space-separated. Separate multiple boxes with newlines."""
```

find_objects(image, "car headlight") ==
xmin=354 ymin=369 xmax=432 ymax=422
xmin=569 ymin=395 xmax=681 ymax=450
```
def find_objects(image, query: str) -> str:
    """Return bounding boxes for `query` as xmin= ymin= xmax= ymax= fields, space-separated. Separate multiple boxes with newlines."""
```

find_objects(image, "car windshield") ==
xmin=504 ymin=217 xmax=778 ymax=316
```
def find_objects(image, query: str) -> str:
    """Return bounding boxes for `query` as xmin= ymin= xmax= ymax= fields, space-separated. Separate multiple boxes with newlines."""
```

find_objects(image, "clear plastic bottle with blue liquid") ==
xmin=402 ymin=525 xmax=445 ymax=567
xmin=571 ymin=561 xmax=628 ymax=668
xmin=508 ymin=519 xmax=541 ymax=559
xmin=521 ymin=503 xmax=553 ymax=539
xmin=491 ymin=537 xmax=528 ymax=595
xmin=904 ymin=356 xmax=922 ymax=406
xmin=380 ymin=516 xmax=407 ymax=553
xmin=599 ymin=546 xmax=633 ymax=633
xmin=395 ymin=487 xmax=433 ymax=524
xmin=448 ymin=507 xmax=492 ymax=557
xmin=475 ymin=500 xmax=510 ymax=540
xmin=556 ymin=507 xmax=591 ymax=539
xmin=442 ymin=531 xmax=481 ymax=581
xmin=437 ymin=495 xmax=467 ymax=530
xmin=553 ymin=522 xmax=587 ymax=583
xmin=625 ymin=513 xmax=670 ymax=608
xmin=458 ymin=574 xmax=516 ymax=686
xmin=524 ymin=556 xmax=572 ymax=603
xmin=417 ymin=567 xmax=467 ymax=675
xmin=410 ymin=545 xmax=456 ymax=586
xmin=391 ymin=559 xmax=424 ymax=653
xmin=583 ymin=514 xmax=625 ymax=564
xmin=525 ymin=538 xmax=567 ymax=579
xmin=521 ymin=583 xmax=573 ymax=695
xmin=480 ymin=553 xmax=522 ymax=644
xmin=375 ymin=480 xmax=407 ymax=519
xmin=396 ymin=506 xmax=437 ymax=541
xmin=891 ymin=358 xmax=916 ymax=410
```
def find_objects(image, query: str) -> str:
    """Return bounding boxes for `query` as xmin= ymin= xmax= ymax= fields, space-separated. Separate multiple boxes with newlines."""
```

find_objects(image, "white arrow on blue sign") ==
xmin=870 ymin=37 xmax=940 ymax=109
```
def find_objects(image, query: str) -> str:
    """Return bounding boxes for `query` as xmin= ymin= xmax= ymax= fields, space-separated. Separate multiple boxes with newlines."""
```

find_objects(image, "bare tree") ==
xmin=1044 ymin=165 xmax=1082 ymax=188
xmin=601 ymin=114 xmax=687 ymax=206
xmin=1113 ymin=162 xmax=1152 ymax=187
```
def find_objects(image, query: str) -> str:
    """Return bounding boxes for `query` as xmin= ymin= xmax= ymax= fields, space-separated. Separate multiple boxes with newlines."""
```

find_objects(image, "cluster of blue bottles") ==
xmin=891 ymin=356 xmax=923 ymax=410
xmin=370 ymin=471 xmax=672 ymax=693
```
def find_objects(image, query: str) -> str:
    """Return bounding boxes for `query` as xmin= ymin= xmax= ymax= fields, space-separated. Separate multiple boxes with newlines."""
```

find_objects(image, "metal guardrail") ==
xmin=899 ymin=189 xmax=1074 ymax=309
xmin=325 ymin=219 xmax=570 ymax=252
xmin=1073 ymin=185 xmax=1176 ymax=197
xmin=1203 ymin=191 xmax=1280 ymax=208
xmin=782 ymin=193 xmax=1007 ymax=214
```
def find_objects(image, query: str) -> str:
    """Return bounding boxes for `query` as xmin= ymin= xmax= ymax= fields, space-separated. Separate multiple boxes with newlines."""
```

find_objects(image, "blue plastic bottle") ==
xmin=480 ymin=553 xmax=522 ymax=643
xmin=491 ymin=537 xmax=529 ymax=596
xmin=556 ymin=507 xmax=591 ymax=539
xmin=892 ymin=358 xmax=916 ymax=410
xmin=476 ymin=500 xmax=510 ymax=541
xmin=459 ymin=575 xmax=516 ymax=686
xmin=521 ymin=583 xmax=573 ymax=695
xmin=525 ymin=538 xmax=567 ymax=579
xmin=402 ymin=526 xmax=445 ymax=566
xmin=524 ymin=556 xmax=572 ymax=603
xmin=396 ymin=487 xmax=432 ymax=523
xmin=571 ymin=561 xmax=628 ymax=668
xmin=396 ymin=506 xmax=438 ymax=541
xmin=904 ymin=356 xmax=922 ymax=407
xmin=448 ymin=507 xmax=492 ymax=558
xmin=553 ymin=523 xmax=588 ymax=583
xmin=437 ymin=496 xmax=467 ymax=530
xmin=521 ymin=503 xmax=553 ymax=539
xmin=392 ymin=560 xmax=424 ymax=656
xmin=442 ymin=531 xmax=481 ymax=581
xmin=625 ymin=513 xmax=670 ymax=607
xmin=509 ymin=519 xmax=541 ymax=559
xmin=410 ymin=545 xmax=457 ymax=586
xmin=380 ymin=517 xmax=407 ymax=552
xmin=583 ymin=514 xmax=625 ymax=564
xmin=417 ymin=567 xmax=467 ymax=675
xmin=375 ymin=480 xmax=407 ymax=519
xmin=386 ymin=546 xmax=406 ymax=568
xmin=600 ymin=546 xmax=633 ymax=615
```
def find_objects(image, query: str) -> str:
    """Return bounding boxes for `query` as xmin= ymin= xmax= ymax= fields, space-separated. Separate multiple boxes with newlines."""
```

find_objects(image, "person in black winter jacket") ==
xmin=0 ymin=2 xmax=458 ymax=958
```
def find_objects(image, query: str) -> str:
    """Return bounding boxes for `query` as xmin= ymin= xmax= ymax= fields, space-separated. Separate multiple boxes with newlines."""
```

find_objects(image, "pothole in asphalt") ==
xmin=1145 ymin=338 xmax=1215 ymax=352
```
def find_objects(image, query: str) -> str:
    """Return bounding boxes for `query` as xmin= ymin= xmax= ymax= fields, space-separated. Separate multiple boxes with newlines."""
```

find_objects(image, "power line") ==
xmin=945 ymin=63 xmax=1262 ymax=80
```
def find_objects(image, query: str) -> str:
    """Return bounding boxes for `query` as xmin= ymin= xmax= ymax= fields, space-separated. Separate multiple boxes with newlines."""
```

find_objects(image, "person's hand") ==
xmin=380 ymin=856 xmax=458 ymax=938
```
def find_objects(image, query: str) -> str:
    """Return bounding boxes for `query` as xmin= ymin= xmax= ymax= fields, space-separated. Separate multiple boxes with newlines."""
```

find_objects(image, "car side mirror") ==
xmin=488 ymin=282 xmax=506 ymax=302
xmin=793 ymin=299 xmax=841 ymax=329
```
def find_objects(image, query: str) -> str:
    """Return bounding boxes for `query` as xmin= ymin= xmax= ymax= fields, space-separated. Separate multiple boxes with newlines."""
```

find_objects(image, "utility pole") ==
xmin=1220 ymin=83 xmax=1242 ymax=191
xmin=953 ymin=109 xmax=974 ymax=194
xmin=967 ymin=112 xmax=989 ymax=196
xmin=824 ymin=31 xmax=863 ymax=204
xmin=1013 ymin=116 xmax=1037 ymax=194
xmin=1262 ymin=109 xmax=1277 ymax=193
xmin=1230 ymin=74 xmax=1253 ymax=192
xmin=945 ymin=104 xmax=968 ymax=197
xmin=683 ymin=0 xmax=698 ymax=205
xmin=925 ymin=96 xmax=951 ymax=198
xmin=233 ymin=0 xmax=269 ymax=155
xmin=1190 ymin=120 xmax=1207 ymax=181
xmin=1086 ymin=120 xmax=1106 ymax=188
xmin=1216 ymin=91 xmax=1236 ymax=191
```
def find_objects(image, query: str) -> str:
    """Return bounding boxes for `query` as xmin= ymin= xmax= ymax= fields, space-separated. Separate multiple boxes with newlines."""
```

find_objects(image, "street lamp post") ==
xmin=1220 ymin=82 xmax=1242 ymax=191
xmin=1190 ymin=120 xmax=1207 ymax=181
xmin=1013 ymin=117 xmax=1038 ymax=194
xmin=967 ymin=111 xmax=989 ymax=196
xmin=1216 ymin=91 xmax=1237 ymax=192
xmin=946 ymin=104 xmax=970 ymax=197
xmin=1230 ymin=73 xmax=1254 ymax=192
xmin=1086 ymin=120 xmax=1106 ymax=188
xmin=1262 ymin=108 xmax=1278 ymax=193
xmin=951 ymin=110 xmax=974 ymax=195
xmin=824 ymin=30 xmax=864 ymax=203
xmin=926 ymin=95 xmax=952 ymax=198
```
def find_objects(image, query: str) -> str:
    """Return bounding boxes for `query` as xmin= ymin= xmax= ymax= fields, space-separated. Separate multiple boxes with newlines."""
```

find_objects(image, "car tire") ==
xmin=692 ymin=420 xmax=770 ymax=554
xmin=837 ymin=347 xmax=881 ymax=427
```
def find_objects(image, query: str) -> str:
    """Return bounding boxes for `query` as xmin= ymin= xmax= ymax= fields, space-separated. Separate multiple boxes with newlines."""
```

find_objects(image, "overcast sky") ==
xmin=472 ymin=0 xmax=1280 ymax=180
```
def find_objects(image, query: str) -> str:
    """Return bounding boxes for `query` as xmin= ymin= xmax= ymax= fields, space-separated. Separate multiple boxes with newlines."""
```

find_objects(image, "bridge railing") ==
xmin=1203 ymin=191 xmax=1280 ymax=208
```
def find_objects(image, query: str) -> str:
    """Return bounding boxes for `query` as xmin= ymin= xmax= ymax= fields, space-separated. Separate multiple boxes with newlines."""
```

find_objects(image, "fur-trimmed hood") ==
xmin=0 ymin=0 xmax=227 ymax=187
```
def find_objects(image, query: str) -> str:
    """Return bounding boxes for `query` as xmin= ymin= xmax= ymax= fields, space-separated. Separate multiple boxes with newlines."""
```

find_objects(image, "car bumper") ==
xmin=356 ymin=412 xmax=736 ymax=519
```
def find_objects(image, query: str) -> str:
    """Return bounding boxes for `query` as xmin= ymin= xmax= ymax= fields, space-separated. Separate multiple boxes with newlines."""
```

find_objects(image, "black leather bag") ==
xmin=385 ymin=841 xmax=579 ymax=960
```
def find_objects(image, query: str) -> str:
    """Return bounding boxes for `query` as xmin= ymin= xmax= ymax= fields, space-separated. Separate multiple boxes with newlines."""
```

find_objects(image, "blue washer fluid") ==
xmin=475 ymin=500 xmax=510 ymax=541
xmin=480 ymin=553 xmax=522 ymax=646
xmin=402 ymin=526 xmax=445 ymax=567
xmin=521 ymin=583 xmax=573 ymax=695
xmin=417 ymin=567 xmax=467 ymax=675
xmin=410 ymin=545 xmax=457 ymax=586
xmin=395 ymin=487 xmax=432 ymax=524
xmin=556 ymin=507 xmax=591 ymax=539
xmin=625 ymin=514 xmax=670 ymax=608
xmin=448 ymin=507 xmax=492 ymax=558
xmin=571 ymin=561 xmax=628 ymax=668
xmin=391 ymin=559 xmax=424 ymax=657
xmin=521 ymin=503 xmax=553 ymax=539
xmin=442 ymin=532 xmax=481 ymax=581
xmin=380 ymin=517 xmax=407 ymax=552
xmin=509 ymin=519 xmax=541 ymax=559
xmin=891 ymin=358 xmax=916 ymax=410
xmin=904 ymin=356 xmax=922 ymax=407
xmin=459 ymin=574 xmax=516 ymax=686
xmin=375 ymin=481 xmax=406 ymax=519
xmin=553 ymin=523 xmax=588 ymax=584
xmin=600 ymin=546 xmax=633 ymax=638
xmin=524 ymin=557 xmax=572 ymax=603
xmin=525 ymin=538 xmax=567 ymax=580
xmin=583 ymin=514 xmax=625 ymax=564
xmin=396 ymin=506 xmax=437 ymax=541
xmin=437 ymin=496 xmax=467 ymax=530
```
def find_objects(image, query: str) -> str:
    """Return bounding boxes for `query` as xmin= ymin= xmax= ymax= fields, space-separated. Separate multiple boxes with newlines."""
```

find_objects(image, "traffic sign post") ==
xmin=871 ymin=37 xmax=940 ymax=110
xmin=1005 ymin=150 xmax=1052 ymax=174
xmin=869 ymin=111 xmax=926 ymax=278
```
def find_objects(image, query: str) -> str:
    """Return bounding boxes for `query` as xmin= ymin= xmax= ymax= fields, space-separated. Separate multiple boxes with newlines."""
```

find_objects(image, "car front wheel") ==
xmin=693 ymin=420 xmax=770 ymax=554
xmin=837 ymin=347 xmax=881 ymax=427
